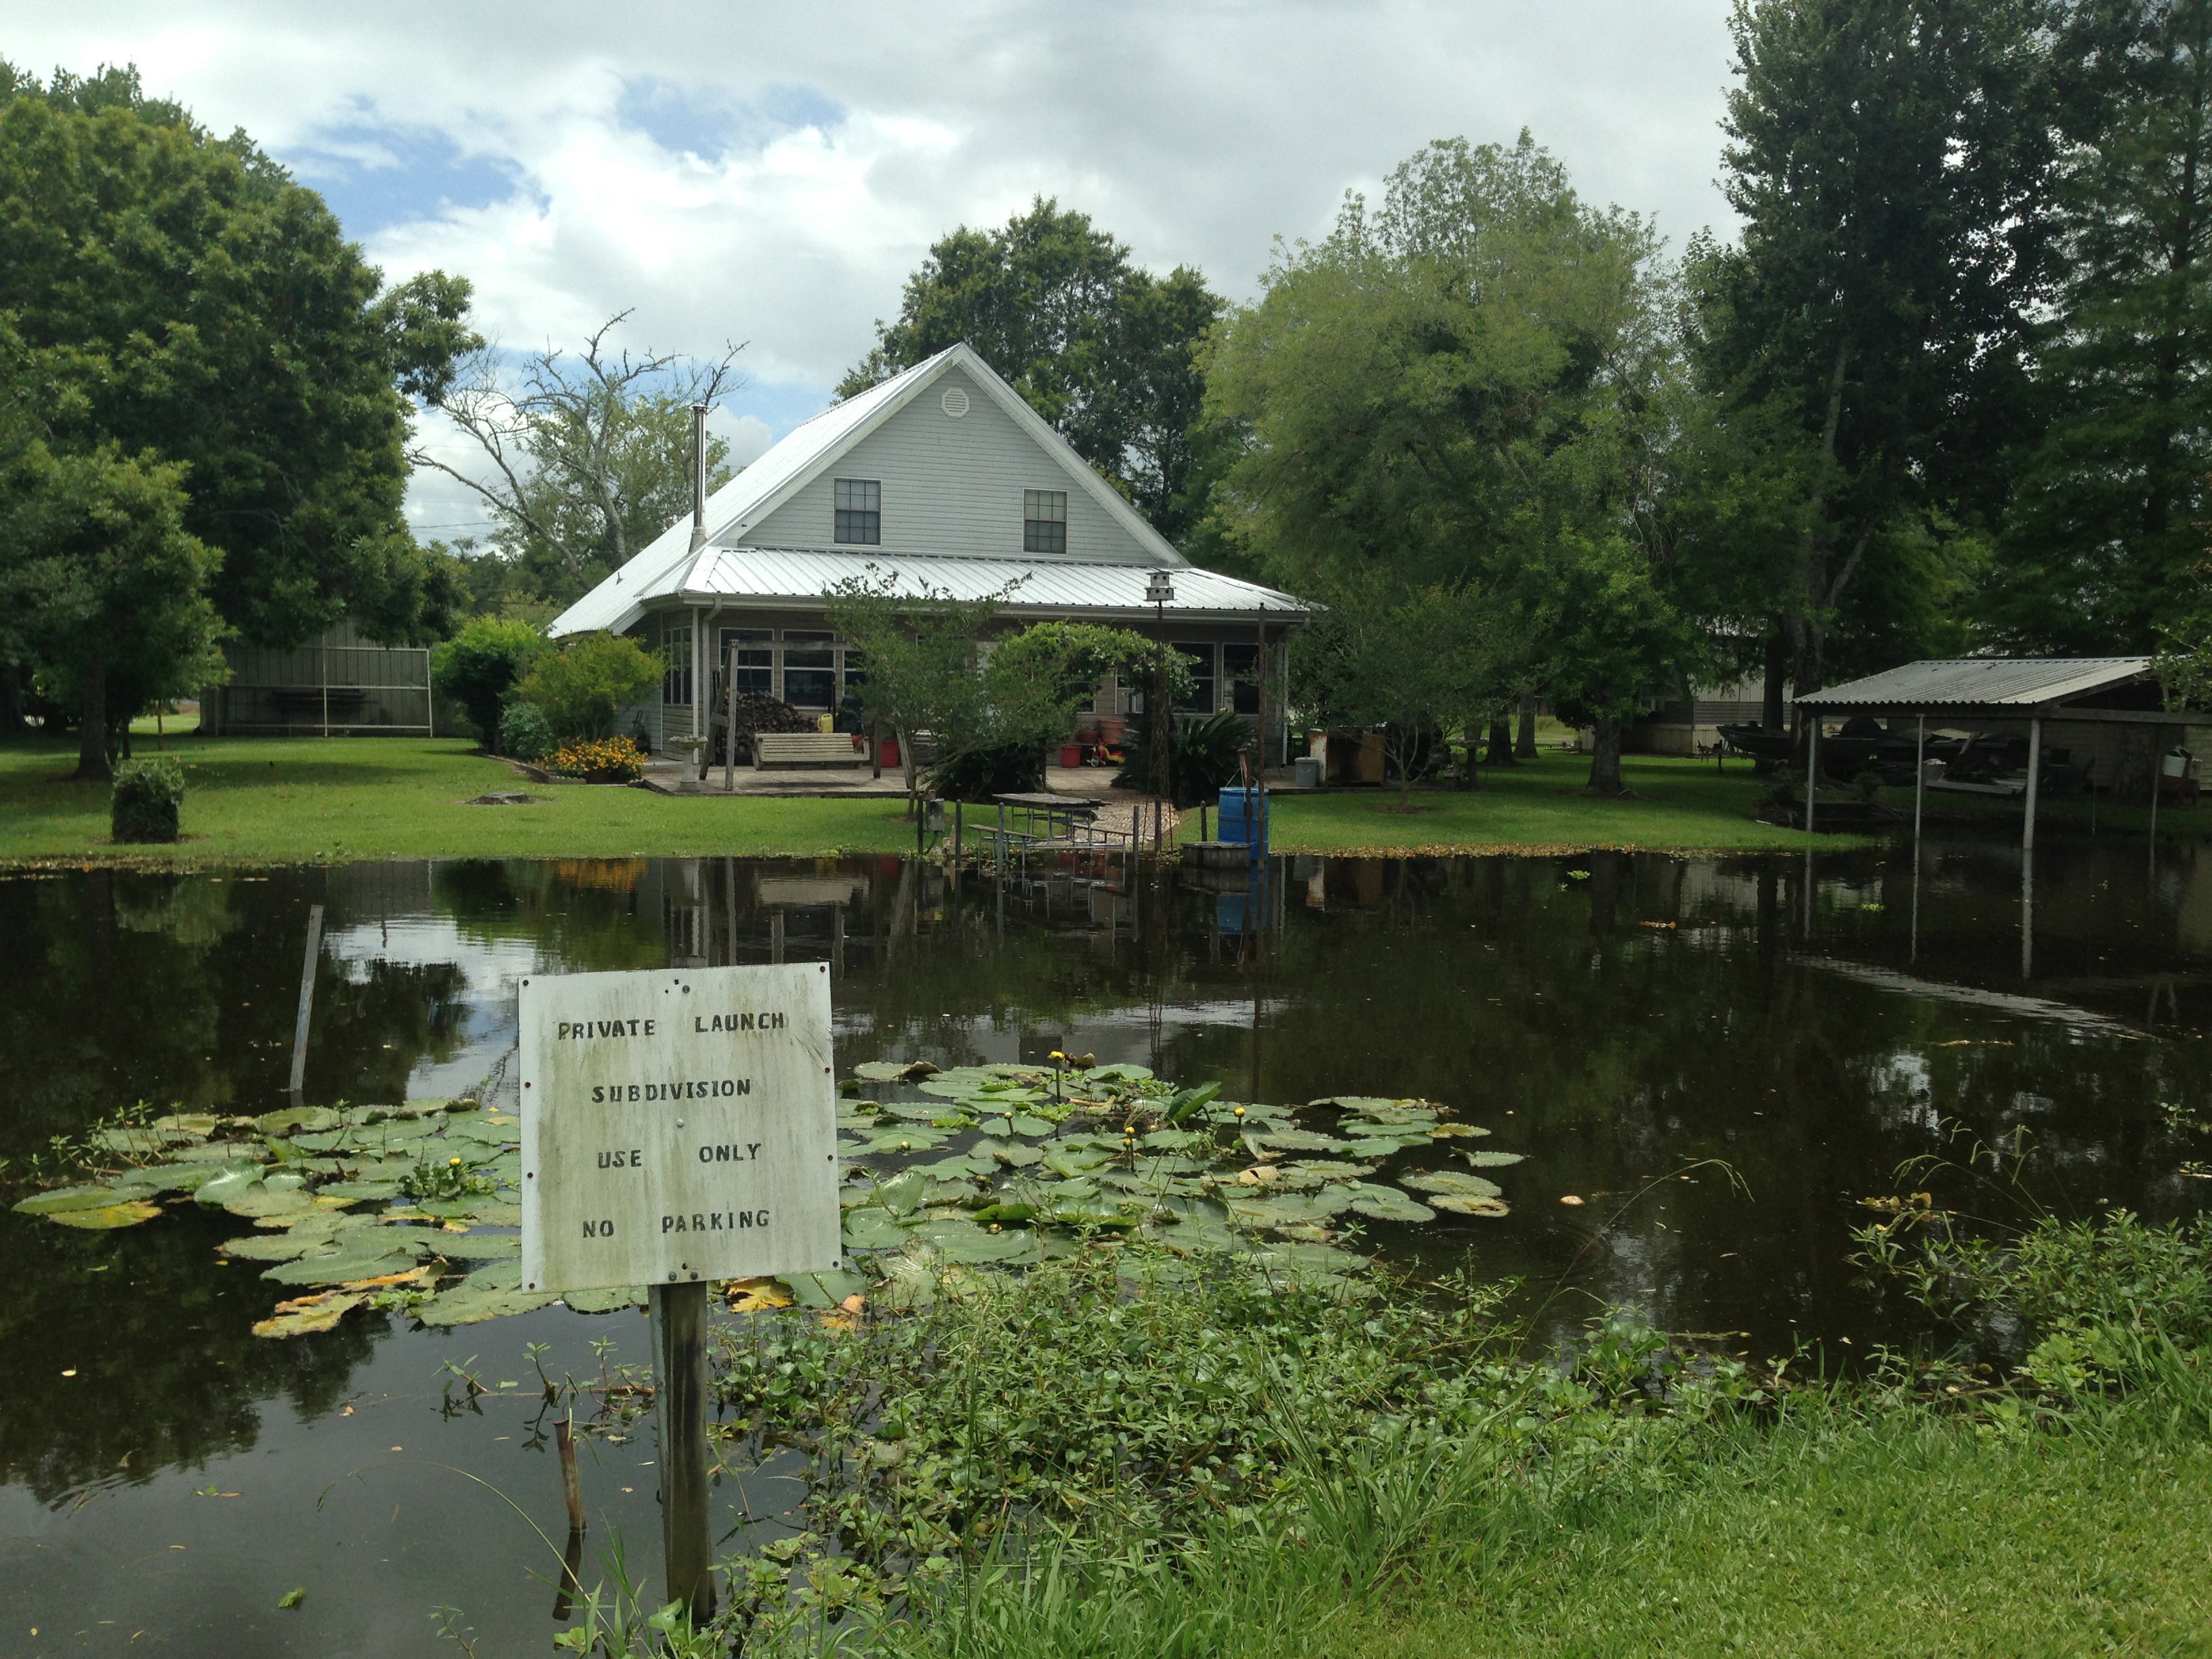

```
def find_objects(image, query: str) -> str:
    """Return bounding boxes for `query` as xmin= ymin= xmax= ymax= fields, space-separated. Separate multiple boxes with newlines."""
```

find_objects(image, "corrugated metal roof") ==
xmin=1796 ymin=657 xmax=2153 ymax=710
xmin=670 ymin=546 xmax=1305 ymax=621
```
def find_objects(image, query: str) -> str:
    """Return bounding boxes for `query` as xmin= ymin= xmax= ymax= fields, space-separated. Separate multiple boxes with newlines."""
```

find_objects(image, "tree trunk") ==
xmin=1582 ymin=715 xmax=1626 ymax=797
xmin=1514 ymin=699 xmax=1537 ymax=759
xmin=1762 ymin=634 xmax=1787 ymax=730
xmin=75 ymin=647 xmax=111 ymax=782
xmin=0 ymin=661 xmax=24 ymax=737
xmin=896 ymin=723 xmax=918 ymax=818
xmin=1484 ymin=718 xmax=1515 ymax=766
xmin=1458 ymin=724 xmax=1482 ymax=790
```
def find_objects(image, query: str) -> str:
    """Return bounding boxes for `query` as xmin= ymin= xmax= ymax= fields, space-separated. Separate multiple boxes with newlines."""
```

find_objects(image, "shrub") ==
xmin=1114 ymin=709 xmax=1253 ymax=806
xmin=497 ymin=700 xmax=554 ymax=762
xmin=430 ymin=617 xmax=546 ymax=751
xmin=544 ymin=736 xmax=646 ymax=783
xmin=930 ymin=740 xmax=1044 ymax=801
xmin=110 ymin=756 xmax=186 ymax=843
xmin=516 ymin=632 xmax=662 ymax=739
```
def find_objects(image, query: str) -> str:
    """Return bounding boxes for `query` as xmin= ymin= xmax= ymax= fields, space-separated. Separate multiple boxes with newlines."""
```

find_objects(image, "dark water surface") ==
xmin=3 ymin=840 xmax=2210 ymax=1654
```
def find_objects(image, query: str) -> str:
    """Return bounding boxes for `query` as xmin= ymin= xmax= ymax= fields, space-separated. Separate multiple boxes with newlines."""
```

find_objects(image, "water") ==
xmin=3 ymin=840 xmax=2209 ymax=1653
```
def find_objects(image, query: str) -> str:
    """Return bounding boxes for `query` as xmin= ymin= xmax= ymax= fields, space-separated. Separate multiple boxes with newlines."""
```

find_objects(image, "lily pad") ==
xmin=978 ymin=1139 xmax=1044 ymax=1168
xmin=853 ymin=1061 xmax=916 ymax=1081
xmin=47 ymin=1199 xmax=163 ymax=1229
xmin=1248 ymin=1130 xmax=1351 ymax=1153
xmin=221 ymin=1232 xmax=327 ymax=1262
xmin=166 ymin=1141 xmax=267 ymax=1164
xmin=1341 ymin=1183 xmax=1435 ymax=1223
xmin=254 ymin=1106 xmax=342 ymax=1136
xmin=262 ymin=1250 xmax=425 ymax=1287
xmin=14 ymin=1184 xmax=132 ymax=1216
xmin=1430 ymin=1195 xmax=1511 ymax=1216
xmin=842 ymin=1209 xmax=913 ymax=1250
xmin=562 ymin=1286 xmax=645 ymax=1313
xmin=783 ymin=1269 xmax=870 ymax=1307
xmin=254 ymin=1290 xmax=367 ymax=1338
xmin=224 ymin=1188 xmax=318 ymax=1221
xmin=415 ymin=1284 xmax=560 ymax=1325
xmin=1400 ymin=1170 xmax=1502 ymax=1199
xmin=153 ymin=1113 xmax=222 ymax=1137
xmin=316 ymin=1180 xmax=402 ymax=1201
xmin=1224 ymin=1190 xmax=1354 ymax=1227
xmin=907 ymin=1218 xmax=1040 ymax=1263
xmin=428 ymin=1232 xmax=520 ymax=1261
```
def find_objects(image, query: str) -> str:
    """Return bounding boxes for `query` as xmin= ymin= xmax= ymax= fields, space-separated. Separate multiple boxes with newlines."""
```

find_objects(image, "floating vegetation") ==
xmin=11 ymin=1063 xmax=1521 ymax=1336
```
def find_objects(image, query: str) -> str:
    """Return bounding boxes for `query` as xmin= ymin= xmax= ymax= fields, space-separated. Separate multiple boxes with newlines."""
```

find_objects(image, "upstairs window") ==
xmin=1023 ymin=489 xmax=1067 ymax=554
xmin=834 ymin=478 xmax=880 ymax=544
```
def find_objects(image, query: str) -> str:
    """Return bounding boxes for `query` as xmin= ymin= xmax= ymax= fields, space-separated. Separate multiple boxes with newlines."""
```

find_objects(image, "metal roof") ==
xmin=550 ymin=342 xmax=1196 ymax=639
xmin=594 ymin=546 xmax=1307 ymax=628
xmin=1795 ymin=657 xmax=2154 ymax=711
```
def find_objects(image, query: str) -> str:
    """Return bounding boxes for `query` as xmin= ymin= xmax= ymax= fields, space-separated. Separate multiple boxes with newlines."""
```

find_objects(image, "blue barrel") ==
xmin=1216 ymin=787 xmax=1266 ymax=851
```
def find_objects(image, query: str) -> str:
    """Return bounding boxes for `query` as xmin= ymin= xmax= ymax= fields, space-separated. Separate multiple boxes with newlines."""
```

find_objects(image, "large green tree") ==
xmin=0 ymin=61 xmax=473 ymax=769
xmin=1993 ymin=0 xmax=2212 ymax=651
xmin=839 ymin=199 xmax=1223 ymax=544
xmin=1694 ymin=0 xmax=2055 ymax=699
xmin=1206 ymin=135 xmax=1700 ymax=795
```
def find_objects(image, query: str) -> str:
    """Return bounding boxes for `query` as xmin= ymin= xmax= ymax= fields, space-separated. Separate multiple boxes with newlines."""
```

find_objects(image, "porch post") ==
xmin=2149 ymin=723 xmax=2163 ymax=874
xmin=2022 ymin=717 xmax=2043 ymax=855
xmin=1912 ymin=714 xmax=1925 ymax=964
xmin=691 ymin=606 xmax=706 ymax=779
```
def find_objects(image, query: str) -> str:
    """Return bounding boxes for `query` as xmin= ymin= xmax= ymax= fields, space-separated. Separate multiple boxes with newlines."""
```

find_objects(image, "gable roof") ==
xmin=549 ymin=343 xmax=1191 ymax=638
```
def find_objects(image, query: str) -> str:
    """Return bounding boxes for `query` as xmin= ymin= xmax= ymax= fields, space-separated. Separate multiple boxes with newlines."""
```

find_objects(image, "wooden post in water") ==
xmin=651 ymin=1280 xmax=715 ymax=1622
xmin=287 ymin=904 xmax=324 ymax=1104
xmin=553 ymin=1408 xmax=587 ymax=1621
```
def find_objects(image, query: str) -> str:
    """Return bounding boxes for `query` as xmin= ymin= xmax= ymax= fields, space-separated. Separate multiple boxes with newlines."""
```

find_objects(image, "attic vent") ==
xmin=940 ymin=387 xmax=970 ymax=418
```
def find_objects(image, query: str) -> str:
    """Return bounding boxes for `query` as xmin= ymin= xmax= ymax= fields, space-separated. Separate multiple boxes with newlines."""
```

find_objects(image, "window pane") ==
xmin=662 ymin=626 xmax=693 ymax=706
xmin=718 ymin=629 xmax=774 ymax=695
xmin=1023 ymin=518 xmax=1067 ymax=554
xmin=1223 ymin=642 xmax=1261 ymax=715
xmin=1172 ymin=642 xmax=1215 ymax=714
xmin=834 ymin=480 xmax=882 ymax=544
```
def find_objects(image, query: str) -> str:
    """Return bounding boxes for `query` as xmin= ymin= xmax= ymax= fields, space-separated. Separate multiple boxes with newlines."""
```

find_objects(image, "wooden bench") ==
xmin=754 ymin=731 xmax=870 ymax=769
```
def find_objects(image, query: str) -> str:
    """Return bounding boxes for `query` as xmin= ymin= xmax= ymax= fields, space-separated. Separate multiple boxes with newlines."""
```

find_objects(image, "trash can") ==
xmin=1293 ymin=755 xmax=1322 ymax=788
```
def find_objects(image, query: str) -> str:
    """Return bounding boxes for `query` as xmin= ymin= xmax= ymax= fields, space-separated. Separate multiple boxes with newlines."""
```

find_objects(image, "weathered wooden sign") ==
xmin=517 ymin=962 xmax=840 ymax=1293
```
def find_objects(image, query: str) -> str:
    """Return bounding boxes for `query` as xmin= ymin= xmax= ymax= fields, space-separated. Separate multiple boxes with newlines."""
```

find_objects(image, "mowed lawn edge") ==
xmin=0 ymin=737 xmax=922 ymax=863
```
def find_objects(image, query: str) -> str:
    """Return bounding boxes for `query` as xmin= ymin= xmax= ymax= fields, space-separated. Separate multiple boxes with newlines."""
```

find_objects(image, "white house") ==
xmin=548 ymin=342 xmax=1306 ymax=758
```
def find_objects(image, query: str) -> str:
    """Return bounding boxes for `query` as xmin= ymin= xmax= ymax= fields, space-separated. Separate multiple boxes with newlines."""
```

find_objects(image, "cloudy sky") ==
xmin=9 ymin=1 xmax=1742 ymax=538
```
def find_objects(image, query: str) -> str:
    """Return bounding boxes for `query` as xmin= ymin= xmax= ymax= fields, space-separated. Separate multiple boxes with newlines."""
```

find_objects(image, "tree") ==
xmin=0 ymin=60 xmax=473 ymax=750
xmin=513 ymin=632 xmax=663 ymax=741
xmin=823 ymin=569 xmax=1008 ymax=814
xmin=0 ymin=442 xmax=224 ymax=780
xmin=1694 ymin=0 xmax=2055 ymax=696
xmin=839 ymin=200 xmax=1225 ymax=543
xmin=1205 ymin=134 xmax=1696 ymax=796
xmin=1294 ymin=581 xmax=1513 ymax=807
xmin=419 ymin=314 xmax=746 ymax=608
xmin=1992 ymin=0 xmax=2212 ymax=651
xmin=430 ymin=617 xmax=546 ymax=751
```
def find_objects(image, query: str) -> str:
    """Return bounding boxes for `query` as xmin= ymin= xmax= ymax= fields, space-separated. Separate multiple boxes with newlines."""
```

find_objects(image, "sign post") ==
xmin=518 ymin=962 xmax=840 ymax=1622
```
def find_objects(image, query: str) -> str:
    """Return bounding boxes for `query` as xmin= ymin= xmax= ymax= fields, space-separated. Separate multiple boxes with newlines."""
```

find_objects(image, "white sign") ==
xmin=518 ymin=963 xmax=840 ymax=1294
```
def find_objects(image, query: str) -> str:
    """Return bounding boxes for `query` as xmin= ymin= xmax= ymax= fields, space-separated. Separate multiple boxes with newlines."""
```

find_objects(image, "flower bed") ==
xmin=541 ymin=736 xmax=645 ymax=783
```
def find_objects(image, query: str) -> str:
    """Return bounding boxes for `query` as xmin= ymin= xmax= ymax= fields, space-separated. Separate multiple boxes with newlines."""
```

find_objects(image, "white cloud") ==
xmin=10 ymin=1 xmax=1742 ymax=525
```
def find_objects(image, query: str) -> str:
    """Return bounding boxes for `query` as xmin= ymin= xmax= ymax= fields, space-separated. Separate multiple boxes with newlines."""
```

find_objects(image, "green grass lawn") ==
xmin=1267 ymin=752 xmax=1850 ymax=855
xmin=12 ymin=732 xmax=2196 ymax=865
xmin=0 ymin=735 xmax=920 ymax=863
xmin=1340 ymin=1416 xmax=2212 ymax=1658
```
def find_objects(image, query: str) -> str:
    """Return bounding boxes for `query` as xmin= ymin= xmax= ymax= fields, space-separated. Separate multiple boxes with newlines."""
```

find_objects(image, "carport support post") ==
xmin=2022 ymin=718 xmax=2043 ymax=855
xmin=1912 ymin=716 xmax=1926 ymax=964
xmin=287 ymin=903 xmax=324 ymax=1105
xmin=1804 ymin=716 xmax=1820 ymax=834
xmin=2149 ymin=724 xmax=2163 ymax=873
xmin=650 ymin=1281 xmax=715 ymax=1624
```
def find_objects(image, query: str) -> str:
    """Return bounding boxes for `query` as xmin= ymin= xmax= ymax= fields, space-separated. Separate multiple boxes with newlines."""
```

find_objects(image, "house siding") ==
xmin=738 ymin=369 xmax=1156 ymax=565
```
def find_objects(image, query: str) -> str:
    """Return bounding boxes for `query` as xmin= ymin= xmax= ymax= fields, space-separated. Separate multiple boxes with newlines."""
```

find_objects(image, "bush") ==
xmin=1114 ymin=709 xmax=1253 ymax=806
xmin=544 ymin=736 xmax=646 ymax=783
xmin=497 ymin=700 xmax=554 ymax=762
xmin=110 ymin=756 xmax=185 ymax=843
xmin=515 ymin=632 xmax=662 ymax=739
xmin=930 ymin=741 xmax=1044 ymax=802
xmin=430 ymin=617 xmax=546 ymax=750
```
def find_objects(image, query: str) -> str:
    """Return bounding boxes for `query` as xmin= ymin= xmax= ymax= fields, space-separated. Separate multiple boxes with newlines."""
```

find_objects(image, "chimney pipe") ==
xmin=688 ymin=401 xmax=710 ymax=552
